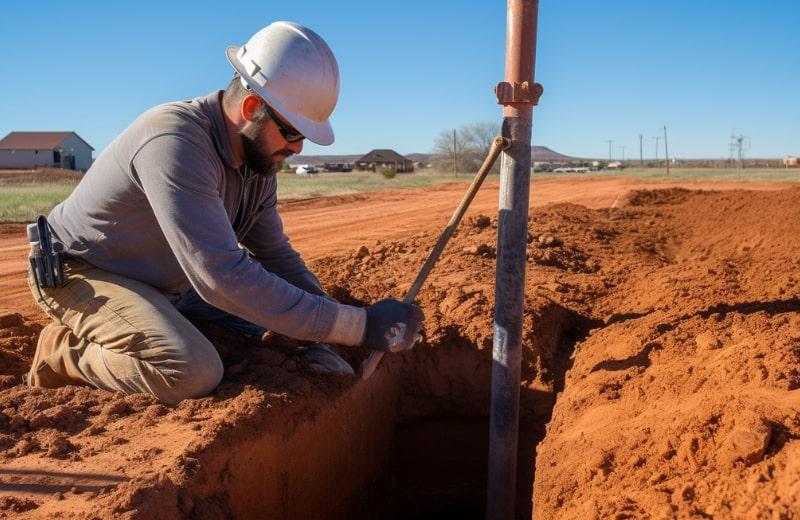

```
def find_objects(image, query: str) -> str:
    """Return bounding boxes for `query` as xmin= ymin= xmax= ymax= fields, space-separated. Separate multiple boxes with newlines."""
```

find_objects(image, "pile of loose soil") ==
xmin=0 ymin=185 xmax=798 ymax=518
xmin=531 ymin=187 xmax=800 ymax=518
xmin=0 ymin=313 xmax=41 ymax=389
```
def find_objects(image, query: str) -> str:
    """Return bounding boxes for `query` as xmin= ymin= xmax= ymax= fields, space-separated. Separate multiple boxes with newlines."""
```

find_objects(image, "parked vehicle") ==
xmin=553 ymin=166 xmax=588 ymax=173
xmin=295 ymin=165 xmax=318 ymax=175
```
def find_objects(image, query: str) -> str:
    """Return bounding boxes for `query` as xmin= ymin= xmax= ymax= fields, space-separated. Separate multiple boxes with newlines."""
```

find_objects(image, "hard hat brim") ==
xmin=226 ymin=46 xmax=335 ymax=146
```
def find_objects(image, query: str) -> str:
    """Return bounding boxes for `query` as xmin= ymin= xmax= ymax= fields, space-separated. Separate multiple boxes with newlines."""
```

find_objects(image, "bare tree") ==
xmin=432 ymin=128 xmax=470 ymax=174
xmin=461 ymin=121 xmax=501 ymax=172
xmin=432 ymin=121 xmax=501 ymax=174
xmin=462 ymin=121 xmax=500 ymax=157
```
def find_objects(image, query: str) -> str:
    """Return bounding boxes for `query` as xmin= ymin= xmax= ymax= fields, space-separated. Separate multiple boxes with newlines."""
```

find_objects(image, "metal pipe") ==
xmin=488 ymin=1 xmax=541 ymax=518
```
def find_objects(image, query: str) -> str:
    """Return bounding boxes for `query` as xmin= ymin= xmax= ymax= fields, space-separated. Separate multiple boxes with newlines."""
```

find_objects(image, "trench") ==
xmin=181 ymin=302 xmax=595 ymax=519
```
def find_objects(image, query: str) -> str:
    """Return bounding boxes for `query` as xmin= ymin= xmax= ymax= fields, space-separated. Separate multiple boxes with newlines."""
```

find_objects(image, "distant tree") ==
xmin=432 ymin=121 xmax=502 ymax=174
xmin=462 ymin=121 xmax=500 ymax=157
xmin=432 ymin=128 xmax=470 ymax=175
xmin=461 ymin=121 xmax=501 ymax=173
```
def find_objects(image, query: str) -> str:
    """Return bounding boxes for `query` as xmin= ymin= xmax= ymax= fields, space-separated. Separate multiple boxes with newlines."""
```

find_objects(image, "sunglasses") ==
xmin=263 ymin=104 xmax=305 ymax=143
xmin=241 ymin=81 xmax=306 ymax=143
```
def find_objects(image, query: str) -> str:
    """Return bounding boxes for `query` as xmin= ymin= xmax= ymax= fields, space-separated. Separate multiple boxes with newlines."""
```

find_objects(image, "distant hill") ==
xmin=405 ymin=153 xmax=432 ymax=163
xmin=288 ymin=146 xmax=582 ymax=166
xmin=531 ymin=145 xmax=583 ymax=162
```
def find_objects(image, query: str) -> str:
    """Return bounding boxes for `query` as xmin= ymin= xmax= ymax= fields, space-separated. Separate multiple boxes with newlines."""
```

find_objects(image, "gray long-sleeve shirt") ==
xmin=48 ymin=91 xmax=338 ymax=341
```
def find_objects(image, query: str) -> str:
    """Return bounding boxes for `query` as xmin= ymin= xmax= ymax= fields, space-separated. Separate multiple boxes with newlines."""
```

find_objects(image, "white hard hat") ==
xmin=226 ymin=21 xmax=340 ymax=145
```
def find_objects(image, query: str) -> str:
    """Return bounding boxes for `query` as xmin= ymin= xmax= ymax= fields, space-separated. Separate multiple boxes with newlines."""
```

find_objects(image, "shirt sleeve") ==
xmin=131 ymin=133 xmax=338 ymax=341
xmin=240 ymin=178 xmax=328 ymax=298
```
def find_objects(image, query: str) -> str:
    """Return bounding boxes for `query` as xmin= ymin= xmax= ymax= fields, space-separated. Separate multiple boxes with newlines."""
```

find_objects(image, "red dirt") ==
xmin=532 ymin=186 xmax=800 ymax=519
xmin=0 ymin=177 xmax=798 ymax=518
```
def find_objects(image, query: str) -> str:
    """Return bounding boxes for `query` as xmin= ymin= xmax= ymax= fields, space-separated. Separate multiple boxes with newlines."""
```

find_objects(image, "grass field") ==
xmin=1 ymin=167 xmax=798 ymax=222
xmin=274 ymin=170 xmax=473 ymax=199
xmin=0 ymin=183 xmax=79 ymax=223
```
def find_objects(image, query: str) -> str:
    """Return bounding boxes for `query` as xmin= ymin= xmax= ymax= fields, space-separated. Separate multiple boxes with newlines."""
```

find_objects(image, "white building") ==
xmin=0 ymin=131 xmax=94 ymax=171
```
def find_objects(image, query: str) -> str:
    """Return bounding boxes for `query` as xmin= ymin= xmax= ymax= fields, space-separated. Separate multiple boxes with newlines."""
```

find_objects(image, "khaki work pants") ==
xmin=28 ymin=258 xmax=223 ymax=405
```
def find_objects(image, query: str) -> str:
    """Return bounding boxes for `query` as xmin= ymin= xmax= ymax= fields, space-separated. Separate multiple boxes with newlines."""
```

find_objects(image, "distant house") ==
xmin=0 ymin=131 xmax=94 ymax=171
xmin=783 ymin=156 xmax=799 ymax=167
xmin=355 ymin=149 xmax=414 ymax=173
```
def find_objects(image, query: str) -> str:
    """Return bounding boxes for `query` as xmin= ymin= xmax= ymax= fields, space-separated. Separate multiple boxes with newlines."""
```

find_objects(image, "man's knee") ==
xmin=177 ymin=345 xmax=224 ymax=400
xmin=154 ymin=339 xmax=224 ymax=405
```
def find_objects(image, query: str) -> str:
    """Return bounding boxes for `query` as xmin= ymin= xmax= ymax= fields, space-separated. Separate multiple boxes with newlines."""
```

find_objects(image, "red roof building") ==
xmin=0 ymin=131 xmax=94 ymax=171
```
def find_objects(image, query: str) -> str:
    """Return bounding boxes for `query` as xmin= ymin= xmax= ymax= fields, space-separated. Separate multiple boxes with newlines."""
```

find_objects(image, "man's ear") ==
xmin=241 ymin=95 xmax=262 ymax=121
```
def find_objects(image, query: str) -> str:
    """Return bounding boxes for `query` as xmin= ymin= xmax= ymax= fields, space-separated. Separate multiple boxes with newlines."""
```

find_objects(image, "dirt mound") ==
xmin=535 ymin=308 xmax=800 ymax=518
xmin=0 ymin=313 xmax=43 ymax=388
xmin=532 ymin=187 xmax=800 ymax=519
xmin=0 ymin=184 xmax=799 ymax=518
xmin=624 ymin=187 xmax=696 ymax=206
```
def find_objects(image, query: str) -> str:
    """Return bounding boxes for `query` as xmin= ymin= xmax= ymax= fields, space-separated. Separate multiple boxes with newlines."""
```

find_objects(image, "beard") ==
xmin=240 ymin=119 xmax=290 ymax=175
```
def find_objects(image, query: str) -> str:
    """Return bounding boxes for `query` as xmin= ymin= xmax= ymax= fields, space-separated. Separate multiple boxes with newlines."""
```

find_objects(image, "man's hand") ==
xmin=363 ymin=299 xmax=424 ymax=353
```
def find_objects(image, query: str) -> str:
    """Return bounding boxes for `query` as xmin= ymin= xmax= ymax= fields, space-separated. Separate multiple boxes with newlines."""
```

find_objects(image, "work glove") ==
xmin=363 ymin=299 xmax=424 ymax=353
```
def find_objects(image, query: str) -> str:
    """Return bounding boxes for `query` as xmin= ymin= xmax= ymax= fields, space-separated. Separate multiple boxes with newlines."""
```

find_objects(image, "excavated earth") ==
xmin=0 ymin=178 xmax=798 ymax=519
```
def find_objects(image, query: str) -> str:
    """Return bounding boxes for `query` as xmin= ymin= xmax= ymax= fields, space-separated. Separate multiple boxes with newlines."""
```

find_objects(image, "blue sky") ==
xmin=1 ymin=1 xmax=798 ymax=159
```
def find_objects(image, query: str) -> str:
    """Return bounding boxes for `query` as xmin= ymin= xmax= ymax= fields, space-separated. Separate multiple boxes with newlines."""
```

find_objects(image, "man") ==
xmin=25 ymin=21 xmax=424 ymax=405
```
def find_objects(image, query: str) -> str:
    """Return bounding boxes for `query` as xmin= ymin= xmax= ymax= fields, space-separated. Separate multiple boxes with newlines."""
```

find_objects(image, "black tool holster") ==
xmin=28 ymin=215 xmax=65 ymax=289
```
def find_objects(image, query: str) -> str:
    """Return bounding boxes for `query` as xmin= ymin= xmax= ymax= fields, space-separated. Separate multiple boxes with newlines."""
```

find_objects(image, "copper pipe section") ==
xmin=360 ymin=137 xmax=511 ymax=381
xmin=495 ymin=0 xmax=543 ymax=119
xmin=488 ymin=0 xmax=540 ymax=518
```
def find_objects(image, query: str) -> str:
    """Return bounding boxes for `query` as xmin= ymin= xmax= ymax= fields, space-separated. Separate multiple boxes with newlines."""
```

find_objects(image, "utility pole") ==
xmin=606 ymin=139 xmax=614 ymax=161
xmin=652 ymin=135 xmax=661 ymax=162
xmin=452 ymin=129 xmax=458 ymax=177
xmin=639 ymin=133 xmax=644 ymax=166
xmin=729 ymin=131 xmax=750 ymax=174
xmin=619 ymin=145 xmax=626 ymax=162
xmin=663 ymin=125 xmax=670 ymax=176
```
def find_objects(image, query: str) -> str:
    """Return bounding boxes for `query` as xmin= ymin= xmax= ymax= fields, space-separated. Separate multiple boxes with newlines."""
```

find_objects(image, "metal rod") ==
xmin=360 ymin=136 xmax=510 ymax=380
xmin=488 ymin=1 xmax=539 ymax=518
